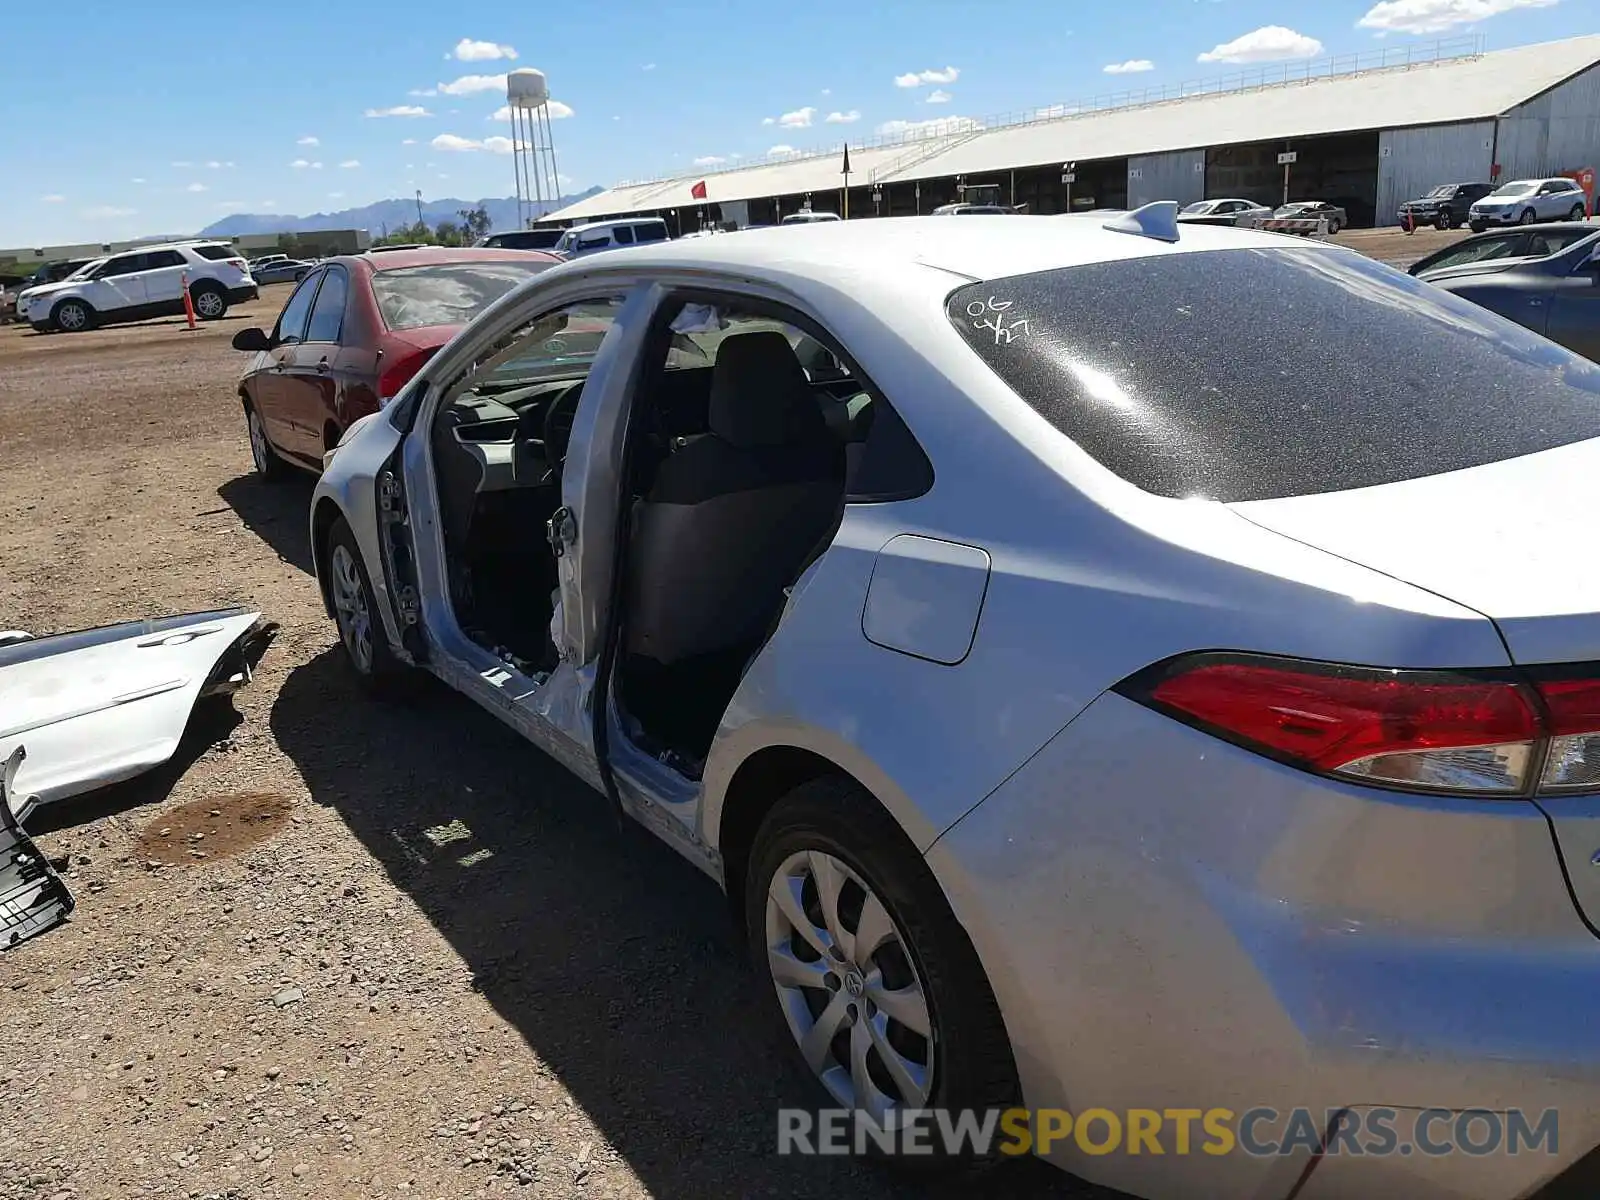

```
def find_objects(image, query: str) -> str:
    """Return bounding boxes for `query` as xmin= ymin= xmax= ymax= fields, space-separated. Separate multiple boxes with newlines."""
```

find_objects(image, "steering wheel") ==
xmin=541 ymin=381 xmax=585 ymax=470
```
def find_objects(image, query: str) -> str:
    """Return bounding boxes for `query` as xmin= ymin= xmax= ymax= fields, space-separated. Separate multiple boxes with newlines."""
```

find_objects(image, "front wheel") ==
xmin=1327 ymin=219 xmax=1343 ymax=235
xmin=1469 ymin=221 xmax=1487 ymax=233
xmin=1519 ymin=208 xmax=1537 ymax=225
xmin=245 ymin=402 xmax=292 ymax=480
xmin=52 ymin=299 xmax=93 ymax=332
xmin=1570 ymin=203 xmax=1589 ymax=222
xmin=1435 ymin=210 xmax=1454 ymax=231
xmin=325 ymin=517 xmax=410 ymax=696
xmin=190 ymin=284 xmax=228 ymax=320
xmin=745 ymin=777 xmax=1019 ymax=1174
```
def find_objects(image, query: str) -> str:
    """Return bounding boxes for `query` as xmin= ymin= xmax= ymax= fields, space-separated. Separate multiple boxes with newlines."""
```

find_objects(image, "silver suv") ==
xmin=1468 ymin=177 xmax=1590 ymax=230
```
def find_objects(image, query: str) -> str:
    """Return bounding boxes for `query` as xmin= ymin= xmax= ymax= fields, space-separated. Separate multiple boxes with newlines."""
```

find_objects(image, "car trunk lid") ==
xmin=1231 ymin=439 xmax=1600 ymax=935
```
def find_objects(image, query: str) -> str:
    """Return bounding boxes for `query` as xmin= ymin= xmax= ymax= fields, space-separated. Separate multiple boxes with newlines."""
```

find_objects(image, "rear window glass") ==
xmin=371 ymin=261 xmax=551 ymax=331
xmin=947 ymin=247 xmax=1600 ymax=502
xmin=193 ymin=245 xmax=237 ymax=261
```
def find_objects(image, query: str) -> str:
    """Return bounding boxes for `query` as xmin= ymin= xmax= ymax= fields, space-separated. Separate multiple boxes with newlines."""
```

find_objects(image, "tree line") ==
xmin=372 ymin=207 xmax=494 ymax=248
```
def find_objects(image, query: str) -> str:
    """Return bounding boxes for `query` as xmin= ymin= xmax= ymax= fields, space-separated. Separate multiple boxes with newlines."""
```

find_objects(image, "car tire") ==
xmin=1469 ymin=221 xmax=1487 ymax=233
xmin=325 ymin=516 xmax=411 ymax=696
xmin=744 ymin=776 xmax=1020 ymax=1174
xmin=244 ymin=401 xmax=293 ymax=481
xmin=1570 ymin=203 xmax=1589 ymax=222
xmin=1435 ymin=210 xmax=1454 ymax=231
xmin=1519 ymin=208 xmax=1537 ymax=225
xmin=190 ymin=283 xmax=228 ymax=321
xmin=1328 ymin=219 xmax=1343 ymax=234
xmin=51 ymin=298 xmax=93 ymax=333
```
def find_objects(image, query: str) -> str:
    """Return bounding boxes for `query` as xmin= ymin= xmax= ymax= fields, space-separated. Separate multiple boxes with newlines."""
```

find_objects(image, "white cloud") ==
xmin=1104 ymin=59 xmax=1155 ymax=74
xmin=693 ymin=155 xmax=727 ymax=166
xmin=339 ymin=159 xmax=361 ymax=168
xmin=825 ymin=109 xmax=861 ymax=123
xmin=402 ymin=138 xmax=418 ymax=145
xmin=328 ymin=191 xmax=345 ymax=199
xmin=82 ymin=205 xmax=136 ymax=219
xmin=767 ymin=144 xmax=801 ymax=157
xmin=366 ymin=105 xmax=431 ymax=117
xmin=452 ymin=37 xmax=517 ymax=61
xmin=297 ymin=135 xmax=320 ymax=146
xmin=777 ymin=105 xmax=816 ymax=128
xmin=186 ymin=182 xmax=208 ymax=193
xmin=821 ymin=87 xmax=832 ymax=96
xmin=39 ymin=193 xmax=65 ymax=203
xmin=1357 ymin=0 xmax=1556 ymax=33
xmin=489 ymin=100 xmax=573 ymax=120
xmin=876 ymin=115 xmax=982 ymax=139
xmin=409 ymin=87 xmax=438 ymax=96
xmin=432 ymin=133 xmax=483 ymax=152
xmin=131 ymin=177 xmax=146 ymax=184
xmin=894 ymin=66 xmax=960 ymax=88
xmin=290 ymin=159 xmax=325 ymax=170
xmin=1198 ymin=26 xmax=1324 ymax=63
xmin=926 ymin=89 xmax=952 ymax=103
xmin=558 ymin=173 xmax=572 ymax=185
xmin=643 ymin=62 xmax=656 ymax=70
xmin=480 ymin=136 xmax=522 ymax=154
xmin=261 ymin=200 xmax=277 ymax=208
xmin=436 ymin=73 xmax=507 ymax=96
xmin=1036 ymin=103 xmax=1082 ymax=118
xmin=761 ymin=116 xmax=775 ymax=126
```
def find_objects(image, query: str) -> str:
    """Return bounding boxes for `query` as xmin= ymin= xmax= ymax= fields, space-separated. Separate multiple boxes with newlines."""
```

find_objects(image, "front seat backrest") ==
xmin=626 ymin=331 xmax=844 ymax=665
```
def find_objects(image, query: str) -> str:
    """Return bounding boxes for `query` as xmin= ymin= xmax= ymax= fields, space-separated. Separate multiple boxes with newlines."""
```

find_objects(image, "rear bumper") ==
xmin=929 ymin=692 xmax=1600 ymax=1200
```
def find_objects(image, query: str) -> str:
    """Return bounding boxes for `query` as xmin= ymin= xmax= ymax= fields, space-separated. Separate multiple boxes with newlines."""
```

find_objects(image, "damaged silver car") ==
xmin=0 ymin=609 xmax=276 ymax=949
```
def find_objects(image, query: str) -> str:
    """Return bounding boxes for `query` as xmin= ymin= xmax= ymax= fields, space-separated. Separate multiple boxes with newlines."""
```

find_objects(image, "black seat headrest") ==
xmin=707 ymin=331 xmax=828 ymax=449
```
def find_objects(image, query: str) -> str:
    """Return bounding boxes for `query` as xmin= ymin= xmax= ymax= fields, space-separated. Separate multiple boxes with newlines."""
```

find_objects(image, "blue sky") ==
xmin=2 ymin=0 xmax=1589 ymax=244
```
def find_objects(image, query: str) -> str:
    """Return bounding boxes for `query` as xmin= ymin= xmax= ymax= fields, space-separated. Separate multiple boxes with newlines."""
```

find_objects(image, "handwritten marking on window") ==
xmin=966 ymin=296 xmax=1032 ymax=345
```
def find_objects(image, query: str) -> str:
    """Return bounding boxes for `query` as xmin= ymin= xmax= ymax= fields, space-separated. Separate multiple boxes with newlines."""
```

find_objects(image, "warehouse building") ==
xmin=549 ymin=34 xmax=1600 ymax=230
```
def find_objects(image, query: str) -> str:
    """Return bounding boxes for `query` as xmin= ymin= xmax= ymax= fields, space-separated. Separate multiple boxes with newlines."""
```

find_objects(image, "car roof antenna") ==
xmin=1103 ymin=200 xmax=1181 ymax=244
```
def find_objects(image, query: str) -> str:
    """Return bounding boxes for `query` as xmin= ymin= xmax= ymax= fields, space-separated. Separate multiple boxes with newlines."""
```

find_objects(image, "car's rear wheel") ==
xmin=1328 ymin=218 xmax=1343 ymax=234
xmin=1570 ymin=203 xmax=1588 ymax=222
xmin=745 ymin=777 xmax=1019 ymax=1173
xmin=1435 ymin=210 xmax=1454 ymax=231
xmin=190 ymin=283 xmax=228 ymax=320
xmin=245 ymin=402 xmax=292 ymax=481
xmin=326 ymin=517 xmax=409 ymax=696
xmin=1520 ymin=208 xmax=1537 ymax=224
xmin=1469 ymin=221 xmax=1487 ymax=233
xmin=52 ymin=299 xmax=93 ymax=333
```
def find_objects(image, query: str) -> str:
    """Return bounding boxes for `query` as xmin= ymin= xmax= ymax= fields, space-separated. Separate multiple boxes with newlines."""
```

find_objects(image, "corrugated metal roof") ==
xmin=550 ymin=34 xmax=1600 ymax=222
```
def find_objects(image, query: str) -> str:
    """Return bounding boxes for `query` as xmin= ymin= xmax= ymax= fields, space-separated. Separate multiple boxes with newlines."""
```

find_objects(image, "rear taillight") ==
xmin=228 ymin=257 xmax=248 ymax=271
xmin=376 ymin=347 xmax=438 ymax=404
xmin=1119 ymin=654 xmax=1600 ymax=797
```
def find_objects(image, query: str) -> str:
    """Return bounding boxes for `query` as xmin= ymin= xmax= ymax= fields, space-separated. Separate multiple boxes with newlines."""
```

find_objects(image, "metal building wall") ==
xmin=1127 ymin=150 xmax=1206 ymax=208
xmin=1495 ymin=62 xmax=1600 ymax=180
xmin=1375 ymin=122 xmax=1495 ymax=225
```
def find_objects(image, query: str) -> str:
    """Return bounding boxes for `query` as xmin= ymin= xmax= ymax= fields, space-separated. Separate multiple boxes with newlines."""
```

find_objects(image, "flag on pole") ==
xmin=690 ymin=179 xmax=708 ymax=200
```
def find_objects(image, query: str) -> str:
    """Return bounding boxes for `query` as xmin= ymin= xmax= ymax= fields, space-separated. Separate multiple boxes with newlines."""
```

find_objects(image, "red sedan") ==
xmin=232 ymin=246 xmax=558 ymax=477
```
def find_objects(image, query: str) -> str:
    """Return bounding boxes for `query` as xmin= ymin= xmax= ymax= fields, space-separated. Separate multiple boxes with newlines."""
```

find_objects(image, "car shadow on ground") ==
xmin=217 ymin=474 xmax=317 ymax=574
xmin=269 ymin=647 xmax=1114 ymax=1200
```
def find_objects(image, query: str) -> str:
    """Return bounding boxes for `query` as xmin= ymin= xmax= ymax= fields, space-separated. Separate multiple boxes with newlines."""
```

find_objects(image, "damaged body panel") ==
xmin=0 ymin=748 xmax=74 ymax=949
xmin=0 ymin=609 xmax=277 ymax=822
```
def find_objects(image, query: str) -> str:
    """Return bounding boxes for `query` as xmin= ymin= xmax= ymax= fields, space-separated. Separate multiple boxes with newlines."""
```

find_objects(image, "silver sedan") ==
xmin=309 ymin=211 xmax=1600 ymax=1199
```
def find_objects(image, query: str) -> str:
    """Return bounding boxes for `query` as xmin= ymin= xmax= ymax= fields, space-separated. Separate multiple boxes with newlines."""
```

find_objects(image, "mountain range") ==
xmin=197 ymin=189 xmax=603 ymax=238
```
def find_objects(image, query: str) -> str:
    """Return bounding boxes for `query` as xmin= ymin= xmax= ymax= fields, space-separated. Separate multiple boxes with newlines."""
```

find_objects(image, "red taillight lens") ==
xmin=376 ymin=347 xmax=438 ymax=404
xmin=1124 ymin=654 xmax=1600 ymax=797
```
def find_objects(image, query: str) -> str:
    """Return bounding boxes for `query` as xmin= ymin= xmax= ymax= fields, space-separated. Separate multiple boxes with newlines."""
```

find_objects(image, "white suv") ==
xmin=17 ymin=241 xmax=259 ymax=333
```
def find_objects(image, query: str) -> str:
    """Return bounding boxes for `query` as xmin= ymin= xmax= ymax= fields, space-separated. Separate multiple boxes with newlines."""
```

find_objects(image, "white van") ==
xmin=780 ymin=210 xmax=841 ymax=224
xmin=553 ymin=218 xmax=671 ymax=258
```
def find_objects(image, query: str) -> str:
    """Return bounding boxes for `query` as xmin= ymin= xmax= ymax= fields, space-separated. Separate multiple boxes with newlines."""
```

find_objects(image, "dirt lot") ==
xmin=0 ymin=227 xmax=1456 ymax=1200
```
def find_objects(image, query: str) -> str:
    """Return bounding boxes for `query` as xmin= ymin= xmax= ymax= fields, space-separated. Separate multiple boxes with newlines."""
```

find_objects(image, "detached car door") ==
xmin=1 ymin=748 xmax=74 ymax=951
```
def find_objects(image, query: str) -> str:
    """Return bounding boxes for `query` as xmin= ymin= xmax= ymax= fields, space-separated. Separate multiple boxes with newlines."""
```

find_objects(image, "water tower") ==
xmin=506 ymin=68 xmax=563 ymax=229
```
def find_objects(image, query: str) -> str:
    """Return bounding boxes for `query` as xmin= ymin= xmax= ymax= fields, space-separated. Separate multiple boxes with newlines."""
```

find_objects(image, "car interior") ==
xmin=429 ymin=298 xmax=881 ymax=773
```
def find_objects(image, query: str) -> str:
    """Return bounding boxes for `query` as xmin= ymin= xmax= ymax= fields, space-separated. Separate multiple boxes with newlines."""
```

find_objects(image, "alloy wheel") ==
xmin=764 ymin=849 xmax=934 ymax=1123
xmin=329 ymin=544 xmax=374 ymax=674
xmin=56 ymin=303 xmax=86 ymax=331
xmin=193 ymin=289 xmax=225 ymax=318
xmin=248 ymin=410 xmax=270 ymax=474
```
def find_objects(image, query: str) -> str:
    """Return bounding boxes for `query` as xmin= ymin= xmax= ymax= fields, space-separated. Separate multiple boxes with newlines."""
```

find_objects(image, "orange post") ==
xmin=180 ymin=271 xmax=197 ymax=329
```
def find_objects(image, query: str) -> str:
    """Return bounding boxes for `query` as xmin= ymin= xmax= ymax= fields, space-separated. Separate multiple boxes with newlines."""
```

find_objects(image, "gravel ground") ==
xmin=0 ymin=227 xmax=1459 ymax=1200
